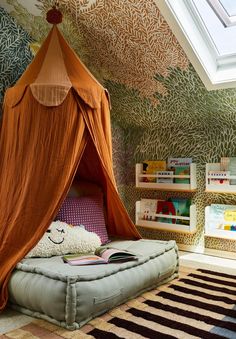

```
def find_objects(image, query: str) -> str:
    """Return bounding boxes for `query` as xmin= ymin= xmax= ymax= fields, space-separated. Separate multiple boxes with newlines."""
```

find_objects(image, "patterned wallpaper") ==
xmin=0 ymin=7 xmax=32 ymax=115
xmin=2 ymin=0 xmax=236 ymax=252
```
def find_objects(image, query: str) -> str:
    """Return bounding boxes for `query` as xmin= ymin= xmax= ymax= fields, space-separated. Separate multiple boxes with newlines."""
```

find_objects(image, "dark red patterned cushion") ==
xmin=56 ymin=194 xmax=109 ymax=244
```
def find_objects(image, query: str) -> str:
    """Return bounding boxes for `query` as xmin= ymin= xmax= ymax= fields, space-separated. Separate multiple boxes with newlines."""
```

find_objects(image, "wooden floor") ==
xmin=1 ymin=251 xmax=236 ymax=334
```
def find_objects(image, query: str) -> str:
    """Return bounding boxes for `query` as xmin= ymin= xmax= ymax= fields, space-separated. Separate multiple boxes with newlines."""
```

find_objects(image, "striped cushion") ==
xmin=56 ymin=194 xmax=109 ymax=244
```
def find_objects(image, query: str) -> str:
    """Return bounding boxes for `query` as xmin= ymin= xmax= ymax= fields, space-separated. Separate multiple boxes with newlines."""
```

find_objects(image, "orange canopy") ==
xmin=0 ymin=25 xmax=140 ymax=310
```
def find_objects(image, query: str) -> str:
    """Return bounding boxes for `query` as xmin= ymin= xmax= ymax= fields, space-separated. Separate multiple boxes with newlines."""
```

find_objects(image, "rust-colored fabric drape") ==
xmin=0 ymin=25 xmax=140 ymax=310
xmin=0 ymin=88 xmax=87 ymax=309
xmin=76 ymin=96 xmax=140 ymax=238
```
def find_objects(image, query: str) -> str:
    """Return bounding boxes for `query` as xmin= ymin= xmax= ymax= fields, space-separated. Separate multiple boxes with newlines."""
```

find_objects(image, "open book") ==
xmin=63 ymin=248 xmax=138 ymax=266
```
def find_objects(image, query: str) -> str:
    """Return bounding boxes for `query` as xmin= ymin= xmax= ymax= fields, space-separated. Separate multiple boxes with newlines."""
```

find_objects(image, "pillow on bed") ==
xmin=26 ymin=221 xmax=101 ymax=258
xmin=56 ymin=194 xmax=109 ymax=244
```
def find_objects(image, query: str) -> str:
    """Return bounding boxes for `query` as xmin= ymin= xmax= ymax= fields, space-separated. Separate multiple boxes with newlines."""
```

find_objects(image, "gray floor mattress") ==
xmin=8 ymin=239 xmax=179 ymax=330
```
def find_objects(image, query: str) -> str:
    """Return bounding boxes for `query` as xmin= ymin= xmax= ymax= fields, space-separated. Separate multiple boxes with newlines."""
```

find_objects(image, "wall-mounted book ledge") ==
xmin=135 ymin=163 xmax=197 ymax=191
xmin=135 ymin=201 xmax=197 ymax=233
xmin=206 ymin=163 xmax=236 ymax=193
xmin=205 ymin=205 xmax=236 ymax=240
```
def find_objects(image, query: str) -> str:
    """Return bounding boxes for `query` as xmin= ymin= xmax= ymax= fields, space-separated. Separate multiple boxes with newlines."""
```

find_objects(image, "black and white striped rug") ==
xmin=4 ymin=268 xmax=236 ymax=338
xmin=81 ymin=268 xmax=236 ymax=339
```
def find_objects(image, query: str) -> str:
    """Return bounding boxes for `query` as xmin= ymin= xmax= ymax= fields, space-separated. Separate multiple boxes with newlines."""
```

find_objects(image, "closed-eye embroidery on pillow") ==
xmin=26 ymin=221 xmax=101 ymax=258
xmin=55 ymin=194 xmax=109 ymax=244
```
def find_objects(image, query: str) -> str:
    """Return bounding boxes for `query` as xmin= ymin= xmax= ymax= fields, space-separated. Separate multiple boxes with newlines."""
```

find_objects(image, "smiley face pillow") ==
xmin=26 ymin=221 xmax=101 ymax=258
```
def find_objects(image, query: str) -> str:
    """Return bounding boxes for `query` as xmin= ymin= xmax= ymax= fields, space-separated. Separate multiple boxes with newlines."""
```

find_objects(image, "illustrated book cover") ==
xmin=156 ymin=201 xmax=176 ymax=224
xmin=167 ymin=158 xmax=192 ymax=184
xmin=220 ymin=157 xmax=236 ymax=184
xmin=207 ymin=204 xmax=236 ymax=231
xmin=168 ymin=197 xmax=191 ymax=225
xmin=228 ymin=158 xmax=236 ymax=185
xmin=174 ymin=166 xmax=190 ymax=184
xmin=208 ymin=170 xmax=230 ymax=185
xmin=156 ymin=171 xmax=174 ymax=183
xmin=167 ymin=157 xmax=192 ymax=169
xmin=140 ymin=198 xmax=158 ymax=221
xmin=142 ymin=160 xmax=166 ymax=182
xmin=220 ymin=157 xmax=230 ymax=171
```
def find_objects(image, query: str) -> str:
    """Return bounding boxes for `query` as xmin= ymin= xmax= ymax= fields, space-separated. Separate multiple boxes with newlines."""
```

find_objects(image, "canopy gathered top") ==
xmin=0 ymin=23 xmax=140 ymax=310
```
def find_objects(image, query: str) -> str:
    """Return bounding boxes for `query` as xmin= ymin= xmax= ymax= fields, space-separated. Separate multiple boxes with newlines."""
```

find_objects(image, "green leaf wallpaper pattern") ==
xmin=105 ymin=65 xmax=236 ymax=250
xmin=6 ymin=0 xmax=106 ymax=86
xmin=0 ymin=7 xmax=33 ymax=115
xmin=2 ymin=0 xmax=236 ymax=252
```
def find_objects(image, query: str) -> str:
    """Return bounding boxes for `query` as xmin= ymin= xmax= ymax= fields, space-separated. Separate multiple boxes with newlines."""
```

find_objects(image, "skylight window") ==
xmin=208 ymin=0 xmax=236 ymax=27
xmin=155 ymin=0 xmax=236 ymax=90
xmin=193 ymin=0 xmax=236 ymax=56
xmin=220 ymin=0 xmax=236 ymax=15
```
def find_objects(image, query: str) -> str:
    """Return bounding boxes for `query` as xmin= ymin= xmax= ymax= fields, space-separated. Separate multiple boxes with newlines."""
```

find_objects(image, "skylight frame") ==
xmin=207 ymin=0 xmax=236 ymax=27
xmin=154 ymin=0 xmax=236 ymax=90
xmin=192 ymin=0 xmax=236 ymax=57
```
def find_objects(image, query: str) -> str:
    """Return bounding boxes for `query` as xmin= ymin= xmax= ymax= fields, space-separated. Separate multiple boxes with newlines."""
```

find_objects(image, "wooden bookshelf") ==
xmin=205 ymin=206 xmax=236 ymax=240
xmin=136 ymin=163 xmax=197 ymax=191
xmin=135 ymin=201 xmax=196 ymax=233
xmin=206 ymin=163 xmax=236 ymax=193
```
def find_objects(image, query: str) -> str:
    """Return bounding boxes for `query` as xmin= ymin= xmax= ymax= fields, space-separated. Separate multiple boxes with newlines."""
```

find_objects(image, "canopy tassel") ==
xmin=46 ymin=3 xmax=63 ymax=24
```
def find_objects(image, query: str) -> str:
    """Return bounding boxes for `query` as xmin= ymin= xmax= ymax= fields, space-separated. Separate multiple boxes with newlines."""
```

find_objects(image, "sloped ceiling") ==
xmin=1 ymin=0 xmax=189 ymax=105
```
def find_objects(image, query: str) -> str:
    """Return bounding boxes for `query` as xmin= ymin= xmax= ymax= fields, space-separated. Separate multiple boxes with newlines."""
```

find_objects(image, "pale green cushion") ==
xmin=8 ymin=239 xmax=179 ymax=330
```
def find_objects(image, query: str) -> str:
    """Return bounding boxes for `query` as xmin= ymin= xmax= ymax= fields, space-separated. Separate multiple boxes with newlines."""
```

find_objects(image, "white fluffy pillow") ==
xmin=26 ymin=221 xmax=101 ymax=258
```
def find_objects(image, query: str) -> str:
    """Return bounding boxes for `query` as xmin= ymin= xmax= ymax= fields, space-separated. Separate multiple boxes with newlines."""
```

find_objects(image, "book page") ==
xmin=98 ymin=248 xmax=137 ymax=262
xmin=63 ymin=254 xmax=106 ymax=265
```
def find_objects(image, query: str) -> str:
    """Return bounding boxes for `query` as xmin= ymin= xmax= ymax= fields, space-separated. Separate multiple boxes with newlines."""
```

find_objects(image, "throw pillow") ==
xmin=26 ymin=221 xmax=101 ymax=258
xmin=56 ymin=194 xmax=109 ymax=244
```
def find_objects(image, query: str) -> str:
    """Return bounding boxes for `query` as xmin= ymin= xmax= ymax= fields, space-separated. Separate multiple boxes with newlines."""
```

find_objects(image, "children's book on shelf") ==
xmin=207 ymin=204 xmax=236 ymax=231
xmin=167 ymin=157 xmax=192 ymax=168
xmin=63 ymin=248 xmax=138 ymax=265
xmin=167 ymin=158 xmax=192 ymax=184
xmin=142 ymin=160 xmax=166 ymax=182
xmin=156 ymin=171 xmax=174 ymax=183
xmin=220 ymin=157 xmax=230 ymax=171
xmin=174 ymin=166 xmax=190 ymax=184
xmin=156 ymin=200 xmax=176 ymax=224
xmin=208 ymin=171 xmax=230 ymax=185
xmin=228 ymin=158 xmax=236 ymax=185
xmin=220 ymin=157 xmax=236 ymax=185
xmin=168 ymin=197 xmax=191 ymax=225
xmin=217 ymin=225 xmax=236 ymax=231
xmin=139 ymin=197 xmax=191 ymax=225
xmin=140 ymin=198 xmax=158 ymax=220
